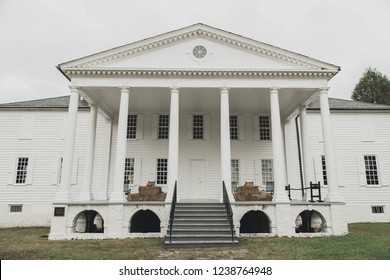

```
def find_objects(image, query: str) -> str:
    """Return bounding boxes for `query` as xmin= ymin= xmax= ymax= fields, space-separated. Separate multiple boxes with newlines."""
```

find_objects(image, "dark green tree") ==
xmin=351 ymin=67 xmax=390 ymax=105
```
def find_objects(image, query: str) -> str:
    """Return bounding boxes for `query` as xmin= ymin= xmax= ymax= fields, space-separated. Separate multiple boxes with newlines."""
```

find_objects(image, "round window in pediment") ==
xmin=193 ymin=45 xmax=207 ymax=59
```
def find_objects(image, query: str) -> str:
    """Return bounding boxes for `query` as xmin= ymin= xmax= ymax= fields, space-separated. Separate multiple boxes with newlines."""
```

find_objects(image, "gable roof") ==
xmin=58 ymin=23 xmax=340 ymax=80
xmin=308 ymin=97 xmax=390 ymax=111
xmin=0 ymin=95 xmax=89 ymax=109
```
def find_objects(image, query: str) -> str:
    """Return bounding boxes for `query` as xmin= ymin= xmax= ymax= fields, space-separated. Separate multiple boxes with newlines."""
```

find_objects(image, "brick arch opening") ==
xmin=74 ymin=210 xmax=104 ymax=233
xmin=240 ymin=210 xmax=270 ymax=233
xmin=130 ymin=209 xmax=161 ymax=233
xmin=295 ymin=210 xmax=327 ymax=233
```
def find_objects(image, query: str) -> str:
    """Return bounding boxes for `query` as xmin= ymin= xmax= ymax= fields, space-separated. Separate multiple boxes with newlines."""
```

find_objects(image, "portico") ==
xmin=49 ymin=23 xmax=347 ymax=240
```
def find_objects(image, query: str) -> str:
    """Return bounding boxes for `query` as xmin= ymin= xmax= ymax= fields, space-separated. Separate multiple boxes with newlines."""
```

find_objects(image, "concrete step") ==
xmin=169 ymin=229 xmax=233 ymax=235
xmin=165 ymin=202 xmax=238 ymax=247
xmin=169 ymin=224 xmax=231 ymax=229
xmin=166 ymin=235 xmax=237 ymax=242
xmin=165 ymin=239 xmax=239 ymax=247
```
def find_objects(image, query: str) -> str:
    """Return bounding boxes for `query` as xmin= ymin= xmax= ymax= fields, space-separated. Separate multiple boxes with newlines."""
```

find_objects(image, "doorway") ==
xmin=190 ymin=160 xmax=207 ymax=199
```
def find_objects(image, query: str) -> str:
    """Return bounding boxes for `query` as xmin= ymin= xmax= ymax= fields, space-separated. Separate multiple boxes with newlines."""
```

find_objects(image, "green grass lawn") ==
xmin=0 ymin=223 xmax=389 ymax=260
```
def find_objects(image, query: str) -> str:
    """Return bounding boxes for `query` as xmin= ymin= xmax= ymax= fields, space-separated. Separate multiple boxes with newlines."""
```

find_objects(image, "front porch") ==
xmin=48 ymin=197 xmax=347 ymax=240
xmin=49 ymin=23 xmax=347 ymax=241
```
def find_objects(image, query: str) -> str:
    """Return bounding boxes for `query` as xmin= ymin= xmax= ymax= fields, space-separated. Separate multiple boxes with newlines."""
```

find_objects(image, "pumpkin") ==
xmin=146 ymin=181 xmax=155 ymax=187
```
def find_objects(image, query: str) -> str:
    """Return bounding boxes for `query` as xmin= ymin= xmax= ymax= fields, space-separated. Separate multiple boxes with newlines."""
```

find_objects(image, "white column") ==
xmin=299 ymin=105 xmax=313 ymax=200
xmin=79 ymin=103 xmax=98 ymax=201
xmin=95 ymin=118 xmax=112 ymax=200
xmin=319 ymin=87 xmax=343 ymax=202
xmin=166 ymin=87 xmax=180 ymax=202
xmin=270 ymin=88 xmax=289 ymax=202
xmin=220 ymin=87 xmax=234 ymax=201
xmin=110 ymin=87 xmax=129 ymax=202
xmin=55 ymin=86 xmax=79 ymax=202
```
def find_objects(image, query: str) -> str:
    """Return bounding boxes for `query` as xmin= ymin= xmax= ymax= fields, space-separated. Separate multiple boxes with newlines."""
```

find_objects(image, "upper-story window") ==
xmin=259 ymin=116 xmax=271 ymax=140
xmin=230 ymin=116 xmax=238 ymax=140
xmin=158 ymin=115 xmax=169 ymax=139
xmin=193 ymin=115 xmax=204 ymax=139
xmin=127 ymin=115 xmax=138 ymax=139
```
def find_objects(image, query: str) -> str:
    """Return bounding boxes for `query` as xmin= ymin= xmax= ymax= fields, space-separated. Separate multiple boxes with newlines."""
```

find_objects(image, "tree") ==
xmin=351 ymin=67 xmax=390 ymax=105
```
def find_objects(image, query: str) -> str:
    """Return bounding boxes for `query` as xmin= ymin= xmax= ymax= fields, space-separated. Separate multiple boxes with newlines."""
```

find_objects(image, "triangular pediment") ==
xmin=59 ymin=23 xmax=339 ymax=76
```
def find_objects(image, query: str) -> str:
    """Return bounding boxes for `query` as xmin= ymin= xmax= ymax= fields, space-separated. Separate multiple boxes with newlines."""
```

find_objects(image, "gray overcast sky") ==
xmin=0 ymin=0 xmax=389 ymax=103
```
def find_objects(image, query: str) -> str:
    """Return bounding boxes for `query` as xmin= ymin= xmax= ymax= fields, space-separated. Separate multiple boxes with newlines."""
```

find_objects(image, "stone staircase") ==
xmin=165 ymin=202 xmax=239 ymax=247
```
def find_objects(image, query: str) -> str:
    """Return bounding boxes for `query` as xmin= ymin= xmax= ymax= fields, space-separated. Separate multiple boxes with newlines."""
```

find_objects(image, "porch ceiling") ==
xmin=80 ymin=86 xmax=317 ymax=120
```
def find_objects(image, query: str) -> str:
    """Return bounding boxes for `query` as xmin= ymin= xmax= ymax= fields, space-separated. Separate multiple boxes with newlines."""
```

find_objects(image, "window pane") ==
xmin=16 ymin=157 xmax=29 ymax=184
xmin=127 ymin=115 xmax=137 ymax=139
xmin=321 ymin=155 xmax=327 ymax=185
xmin=157 ymin=158 xmax=168 ymax=185
xmin=231 ymin=159 xmax=239 ymax=183
xmin=193 ymin=115 xmax=204 ymax=139
xmin=261 ymin=159 xmax=273 ymax=185
xmin=229 ymin=116 xmax=238 ymax=140
xmin=158 ymin=115 xmax=169 ymax=139
xmin=259 ymin=116 xmax=270 ymax=140
xmin=364 ymin=155 xmax=379 ymax=185
xmin=124 ymin=158 xmax=135 ymax=184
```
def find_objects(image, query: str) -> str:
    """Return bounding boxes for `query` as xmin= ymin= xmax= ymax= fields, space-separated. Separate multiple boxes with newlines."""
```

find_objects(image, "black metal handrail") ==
xmin=222 ymin=181 xmax=235 ymax=242
xmin=285 ymin=181 xmax=323 ymax=202
xmin=168 ymin=181 xmax=177 ymax=243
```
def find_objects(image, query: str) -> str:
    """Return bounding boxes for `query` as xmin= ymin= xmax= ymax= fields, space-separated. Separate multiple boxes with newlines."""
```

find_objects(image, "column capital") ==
xmin=169 ymin=86 xmax=180 ymax=93
xmin=269 ymin=87 xmax=280 ymax=94
xmin=68 ymin=85 xmax=80 ymax=92
xmin=220 ymin=87 xmax=230 ymax=94
xmin=119 ymin=86 xmax=130 ymax=92
xmin=319 ymin=87 xmax=330 ymax=94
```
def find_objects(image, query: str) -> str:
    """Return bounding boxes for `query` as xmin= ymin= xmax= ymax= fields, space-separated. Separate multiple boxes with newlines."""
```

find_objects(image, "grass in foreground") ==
xmin=0 ymin=223 xmax=389 ymax=260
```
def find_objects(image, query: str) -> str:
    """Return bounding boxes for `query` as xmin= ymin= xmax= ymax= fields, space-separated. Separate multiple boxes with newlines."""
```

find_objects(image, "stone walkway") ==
xmin=157 ymin=248 xmax=248 ymax=260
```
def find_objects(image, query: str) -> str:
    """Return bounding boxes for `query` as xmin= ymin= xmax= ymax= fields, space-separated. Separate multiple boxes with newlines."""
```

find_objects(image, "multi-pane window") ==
xmin=230 ymin=116 xmax=238 ymax=140
xmin=15 ymin=157 xmax=29 ymax=184
xmin=9 ymin=205 xmax=23 ymax=213
xmin=231 ymin=159 xmax=240 ymax=184
xmin=127 ymin=115 xmax=137 ymax=139
xmin=158 ymin=115 xmax=169 ymax=139
xmin=259 ymin=116 xmax=271 ymax=140
xmin=364 ymin=155 xmax=379 ymax=185
xmin=193 ymin=115 xmax=204 ymax=139
xmin=157 ymin=158 xmax=168 ymax=185
xmin=321 ymin=155 xmax=327 ymax=185
xmin=124 ymin=158 xmax=135 ymax=185
xmin=261 ymin=159 xmax=273 ymax=185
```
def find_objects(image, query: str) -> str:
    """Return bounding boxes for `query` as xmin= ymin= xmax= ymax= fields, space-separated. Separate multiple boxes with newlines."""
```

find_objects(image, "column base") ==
xmin=273 ymin=192 xmax=290 ymax=203
xmin=325 ymin=193 xmax=344 ymax=203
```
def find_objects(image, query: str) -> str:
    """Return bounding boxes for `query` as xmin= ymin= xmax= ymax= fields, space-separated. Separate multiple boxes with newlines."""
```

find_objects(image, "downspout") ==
xmin=295 ymin=115 xmax=304 ymax=198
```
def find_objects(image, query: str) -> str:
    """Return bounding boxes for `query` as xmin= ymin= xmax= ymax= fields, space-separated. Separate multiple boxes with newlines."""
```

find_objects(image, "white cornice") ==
xmin=64 ymin=69 xmax=336 ymax=80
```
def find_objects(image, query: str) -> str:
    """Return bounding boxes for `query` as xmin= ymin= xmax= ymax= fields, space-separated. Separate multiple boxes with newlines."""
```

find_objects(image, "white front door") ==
xmin=190 ymin=160 xmax=207 ymax=199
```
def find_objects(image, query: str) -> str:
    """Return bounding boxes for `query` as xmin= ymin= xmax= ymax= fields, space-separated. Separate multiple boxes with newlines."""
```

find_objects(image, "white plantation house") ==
xmin=1 ymin=24 xmax=389 ymax=245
